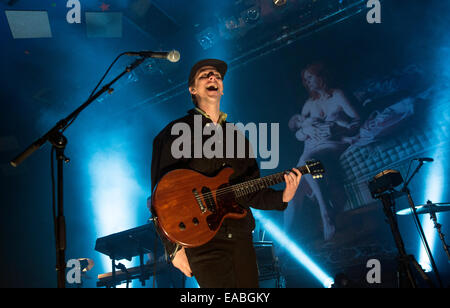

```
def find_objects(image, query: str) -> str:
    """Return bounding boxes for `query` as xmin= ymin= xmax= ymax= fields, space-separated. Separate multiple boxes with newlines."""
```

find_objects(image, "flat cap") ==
xmin=188 ymin=59 xmax=228 ymax=86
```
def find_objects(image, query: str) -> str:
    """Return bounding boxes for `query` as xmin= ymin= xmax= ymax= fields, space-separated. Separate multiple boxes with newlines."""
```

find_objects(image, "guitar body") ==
xmin=152 ymin=167 xmax=247 ymax=248
xmin=152 ymin=160 xmax=324 ymax=248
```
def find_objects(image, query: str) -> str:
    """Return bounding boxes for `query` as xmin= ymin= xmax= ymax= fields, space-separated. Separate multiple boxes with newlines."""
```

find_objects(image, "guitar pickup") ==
xmin=201 ymin=187 xmax=217 ymax=213
xmin=192 ymin=189 xmax=207 ymax=213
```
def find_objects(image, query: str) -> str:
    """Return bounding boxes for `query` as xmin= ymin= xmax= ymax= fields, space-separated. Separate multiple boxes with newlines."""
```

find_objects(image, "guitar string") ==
xmin=190 ymin=163 xmax=321 ymax=201
xmin=198 ymin=167 xmax=311 ymax=200
xmin=200 ymin=172 xmax=287 ymax=199
xmin=200 ymin=166 xmax=314 ymax=199
xmin=196 ymin=172 xmax=286 ymax=201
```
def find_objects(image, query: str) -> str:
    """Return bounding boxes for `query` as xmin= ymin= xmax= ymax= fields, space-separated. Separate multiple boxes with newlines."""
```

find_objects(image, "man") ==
xmin=150 ymin=59 xmax=301 ymax=287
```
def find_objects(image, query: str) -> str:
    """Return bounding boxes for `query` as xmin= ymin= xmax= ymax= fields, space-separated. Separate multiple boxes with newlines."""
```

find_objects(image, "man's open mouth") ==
xmin=206 ymin=85 xmax=218 ymax=91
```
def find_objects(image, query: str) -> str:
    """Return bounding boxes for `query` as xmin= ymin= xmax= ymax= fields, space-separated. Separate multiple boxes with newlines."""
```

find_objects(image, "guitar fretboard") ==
xmin=228 ymin=165 xmax=309 ymax=198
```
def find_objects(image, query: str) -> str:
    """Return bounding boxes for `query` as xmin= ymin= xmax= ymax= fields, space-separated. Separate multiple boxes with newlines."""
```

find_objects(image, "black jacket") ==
xmin=150 ymin=108 xmax=287 ymax=260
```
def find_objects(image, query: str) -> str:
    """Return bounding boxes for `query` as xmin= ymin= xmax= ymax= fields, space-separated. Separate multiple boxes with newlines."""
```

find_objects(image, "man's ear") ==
xmin=189 ymin=86 xmax=196 ymax=95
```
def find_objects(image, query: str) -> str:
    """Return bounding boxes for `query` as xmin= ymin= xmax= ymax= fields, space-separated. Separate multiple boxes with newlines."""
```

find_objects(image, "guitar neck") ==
xmin=231 ymin=165 xmax=310 ymax=198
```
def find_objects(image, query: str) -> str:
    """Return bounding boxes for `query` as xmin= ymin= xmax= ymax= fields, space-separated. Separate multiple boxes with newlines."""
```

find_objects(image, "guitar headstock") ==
xmin=305 ymin=160 xmax=325 ymax=179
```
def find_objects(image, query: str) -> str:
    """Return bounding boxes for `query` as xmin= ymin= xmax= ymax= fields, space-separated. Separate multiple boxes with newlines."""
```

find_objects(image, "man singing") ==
xmin=150 ymin=59 xmax=302 ymax=287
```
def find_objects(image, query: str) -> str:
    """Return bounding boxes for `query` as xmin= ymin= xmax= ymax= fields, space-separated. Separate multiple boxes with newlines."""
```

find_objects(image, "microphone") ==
xmin=124 ymin=50 xmax=180 ymax=62
xmin=414 ymin=157 xmax=434 ymax=162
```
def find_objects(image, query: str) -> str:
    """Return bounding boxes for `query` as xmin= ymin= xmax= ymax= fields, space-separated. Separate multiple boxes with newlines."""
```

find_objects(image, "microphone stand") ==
xmin=10 ymin=56 xmax=147 ymax=288
xmin=425 ymin=201 xmax=450 ymax=263
xmin=401 ymin=161 xmax=443 ymax=288
xmin=378 ymin=192 xmax=425 ymax=287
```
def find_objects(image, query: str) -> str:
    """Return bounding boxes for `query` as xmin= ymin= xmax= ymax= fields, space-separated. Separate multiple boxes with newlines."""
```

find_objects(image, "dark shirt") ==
xmin=150 ymin=108 xmax=287 ymax=260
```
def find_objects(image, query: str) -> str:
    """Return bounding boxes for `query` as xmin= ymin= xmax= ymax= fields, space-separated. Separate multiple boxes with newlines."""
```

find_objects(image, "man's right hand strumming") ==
xmin=172 ymin=247 xmax=193 ymax=277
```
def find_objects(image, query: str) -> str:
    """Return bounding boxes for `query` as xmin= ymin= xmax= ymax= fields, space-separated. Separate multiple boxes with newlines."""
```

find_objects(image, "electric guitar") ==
xmin=152 ymin=160 xmax=324 ymax=247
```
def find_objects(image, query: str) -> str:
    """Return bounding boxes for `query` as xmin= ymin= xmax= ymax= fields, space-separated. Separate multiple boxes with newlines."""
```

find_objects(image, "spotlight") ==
xmin=244 ymin=8 xmax=260 ymax=24
xmin=253 ymin=210 xmax=334 ymax=288
xmin=273 ymin=0 xmax=287 ymax=7
xmin=196 ymin=27 xmax=217 ymax=50
xmin=5 ymin=10 xmax=52 ymax=39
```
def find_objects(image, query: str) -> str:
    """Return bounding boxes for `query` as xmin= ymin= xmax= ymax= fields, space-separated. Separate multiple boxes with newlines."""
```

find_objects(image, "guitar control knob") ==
xmin=179 ymin=222 xmax=186 ymax=230
xmin=192 ymin=218 xmax=199 ymax=226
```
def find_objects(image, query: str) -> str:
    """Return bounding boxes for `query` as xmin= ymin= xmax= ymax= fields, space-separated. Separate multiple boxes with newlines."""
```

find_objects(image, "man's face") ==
xmin=189 ymin=66 xmax=224 ymax=102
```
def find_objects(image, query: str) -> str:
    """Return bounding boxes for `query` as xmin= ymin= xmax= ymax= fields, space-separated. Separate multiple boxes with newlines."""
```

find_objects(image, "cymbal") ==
xmin=396 ymin=202 xmax=450 ymax=216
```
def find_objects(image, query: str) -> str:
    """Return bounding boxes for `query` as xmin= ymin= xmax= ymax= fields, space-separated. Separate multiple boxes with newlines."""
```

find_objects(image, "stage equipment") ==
xmin=254 ymin=241 xmax=285 ymax=288
xmin=368 ymin=169 xmax=435 ymax=288
xmin=124 ymin=50 xmax=180 ymax=62
xmin=78 ymin=258 xmax=95 ymax=273
xmin=273 ymin=0 xmax=287 ymax=7
xmin=95 ymin=222 xmax=163 ymax=288
xmin=396 ymin=202 xmax=450 ymax=216
xmin=97 ymin=262 xmax=167 ymax=288
xmin=368 ymin=169 xmax=403 ymax=199
xmin=397 ymin=201 xmax=450 ymax=263
xmin=401 ymin=158 xmax=443 ymax=287
xmin=10 ymin=52 xmax=172 ymax=287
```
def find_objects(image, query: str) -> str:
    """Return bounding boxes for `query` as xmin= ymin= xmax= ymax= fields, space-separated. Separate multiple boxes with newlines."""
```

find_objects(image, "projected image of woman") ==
xmin=286 ymin=63 xmax=360 ymax=241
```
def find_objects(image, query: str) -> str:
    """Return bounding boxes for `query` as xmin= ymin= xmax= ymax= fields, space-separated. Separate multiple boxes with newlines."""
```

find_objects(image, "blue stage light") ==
xmin=88 ymin=150 xmax=145 ymax=278
xmin=86 ymin=12 xmax=123 ymax=38
xmin=5 ymin=10 xmax=52 ymax=39
xmin=417 ymin=156 xmax=445 ymax=272
xmin=396 ymin=206 xmax=424 ymax=216
xmin=252 ymin=210 xmax=334 ymax=288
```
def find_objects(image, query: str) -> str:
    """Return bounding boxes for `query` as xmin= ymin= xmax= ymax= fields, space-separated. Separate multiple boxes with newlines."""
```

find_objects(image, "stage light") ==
xmin=273 ymin=0 xmax=287 ymax=7
xmin=252 ymin=210 xmax=334 ymax=288
xmin=417 ymin=156 xmax=445 ymax=272
xmin=185 ymin=277 xmax=200 ymax=288
xmin=5 ymin=10 xmax=52 ymax=39
xmin=88 ymin=150 xmax=144 ymax=276
xmin=86 ymin=12 xmax=123 ymax=38
xmin=244 ymin=8 xmax=260 ymax=24
xmin=396 ymin=205 xmax=424 ymax=216
xmin=196 ymin=27 xmax=218 ymax=50
xmin=416 ymin=60 xmax=450 ymax=272
xmin=78 ymin=258 xmax=95 ymax=273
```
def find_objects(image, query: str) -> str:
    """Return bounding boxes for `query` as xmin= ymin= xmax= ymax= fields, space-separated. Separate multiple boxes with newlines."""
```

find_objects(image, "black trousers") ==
xmin=185 ymin=229 xmax=259 ymax=288
xmin=155 ymin=265 xmax=185 ymax=288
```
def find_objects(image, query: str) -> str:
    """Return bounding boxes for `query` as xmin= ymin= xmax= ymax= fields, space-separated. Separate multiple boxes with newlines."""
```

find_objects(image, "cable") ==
xmin=61 ymin=52 xmax=127 ymax=132
xmin=51 ymin=147 xmax=56 ymax=243
xmin=153 ymin=224 xmax=157 ymax=289
xmin=403 ymin=159 xmax=413 ymax=186
xmin=411 ymin=203 xmax=435 ymax=272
